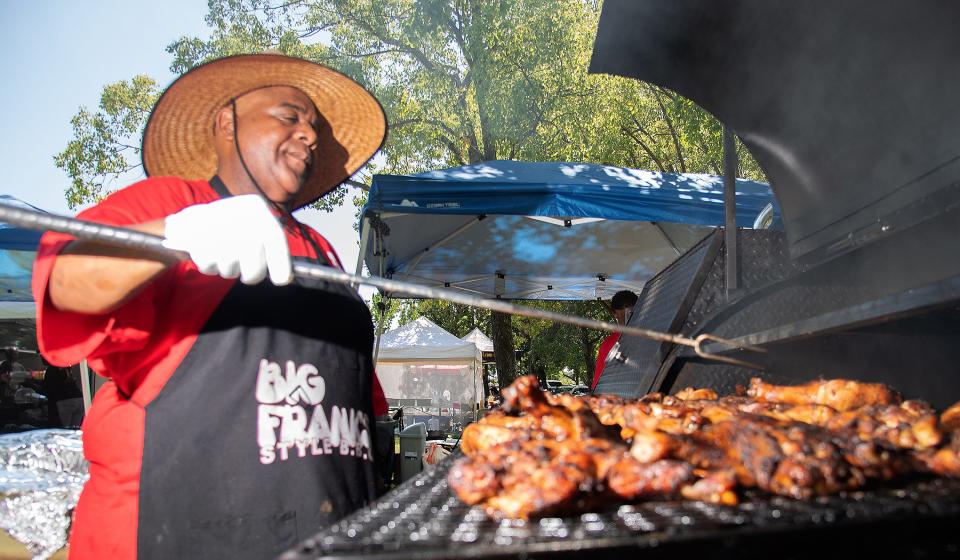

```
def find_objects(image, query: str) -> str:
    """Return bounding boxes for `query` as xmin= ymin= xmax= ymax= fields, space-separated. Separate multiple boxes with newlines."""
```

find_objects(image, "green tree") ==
xmin=609 ymin=82 xmax=765 ymax=180
xmin=53 ymin=76 xmax=160 ymax=209
xmin=511 ymin=300 xmax=609 ymax=387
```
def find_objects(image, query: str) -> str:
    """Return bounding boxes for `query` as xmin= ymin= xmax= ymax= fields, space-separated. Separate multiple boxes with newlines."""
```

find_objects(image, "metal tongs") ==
xmin=0 ymin=201 xmax=766 ymax=370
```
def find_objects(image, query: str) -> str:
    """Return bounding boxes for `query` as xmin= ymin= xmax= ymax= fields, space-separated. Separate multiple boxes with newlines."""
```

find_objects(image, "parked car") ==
xmin=570 ymin=385 xmax=590 ymax=396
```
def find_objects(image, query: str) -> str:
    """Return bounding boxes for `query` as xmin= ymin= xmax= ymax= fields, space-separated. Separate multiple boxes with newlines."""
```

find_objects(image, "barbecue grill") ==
xmin=283 ymin=0 xmax=960 ymax=557
xmin=592 ymin=0 xmax=960 ymax=408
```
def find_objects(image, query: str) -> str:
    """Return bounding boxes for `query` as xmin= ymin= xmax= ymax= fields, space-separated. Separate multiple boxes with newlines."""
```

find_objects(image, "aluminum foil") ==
xmin=0 ymin=429 xmax=88 ymax=560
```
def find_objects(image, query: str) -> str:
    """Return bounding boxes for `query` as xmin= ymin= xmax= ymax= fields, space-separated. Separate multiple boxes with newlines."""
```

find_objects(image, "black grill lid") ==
xmin=589 ymin=0 xmax=960 ymax=262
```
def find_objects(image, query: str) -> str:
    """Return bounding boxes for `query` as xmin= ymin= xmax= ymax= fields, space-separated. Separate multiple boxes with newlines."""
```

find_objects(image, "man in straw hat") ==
xmin=32 ymin=53 xmax=389 ymax=559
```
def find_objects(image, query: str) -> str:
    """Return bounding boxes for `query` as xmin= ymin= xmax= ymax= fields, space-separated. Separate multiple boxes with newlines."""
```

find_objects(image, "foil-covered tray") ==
xmin=0 ymin=429 xmax=88 ymax=560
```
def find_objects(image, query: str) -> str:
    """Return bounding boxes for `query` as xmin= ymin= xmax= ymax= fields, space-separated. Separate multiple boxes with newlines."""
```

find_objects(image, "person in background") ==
xmin=41 ymin=360 xmax=65 ymax=427
xmin=0 ymin=348 xmax=29 ymax=388
xmin=591 ymin=290 xmax=638 ymax=392
xmin=59 ymin=366 xmax=85 ymax=427
xmin=486 ymin=386 xmax=502 ymax=408
xmin=42 ymin=363 xmax=85 ymax=428
xmin=0 ymin=369 xmax=16 ymax=404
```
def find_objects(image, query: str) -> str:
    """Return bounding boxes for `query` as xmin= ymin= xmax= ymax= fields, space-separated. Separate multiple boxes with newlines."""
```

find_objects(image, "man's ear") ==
xmin=213 ymin=107 xmax=236 ymax=142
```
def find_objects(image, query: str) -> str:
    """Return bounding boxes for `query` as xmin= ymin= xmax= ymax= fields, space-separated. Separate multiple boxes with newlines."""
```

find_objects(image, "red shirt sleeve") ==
xmin=32 ymin=177 xmax=209 ymax=370
xmin=591 ymin=333 xmax=621 ymax=392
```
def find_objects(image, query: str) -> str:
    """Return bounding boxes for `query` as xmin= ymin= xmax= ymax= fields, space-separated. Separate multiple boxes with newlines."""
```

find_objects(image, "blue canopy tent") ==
xmin=0 ymin=196 xmax=46 ymax=356
xmin=0 ymin=196 xmax=102 ymax=407
xmin=359 ymin=160 xmax=779 ymax=300
xmin=0 ymin=195 xmax=43 ymax=311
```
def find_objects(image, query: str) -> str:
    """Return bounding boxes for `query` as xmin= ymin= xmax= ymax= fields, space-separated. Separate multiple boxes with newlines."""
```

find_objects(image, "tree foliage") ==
xmin=53 ymin=76 xmax=160 ymax=209
xmin=55 ymin=0 xmax=767 ymax=384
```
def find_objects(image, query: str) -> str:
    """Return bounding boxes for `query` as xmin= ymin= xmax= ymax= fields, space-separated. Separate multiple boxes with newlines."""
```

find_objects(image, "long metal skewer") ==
xmin=0 ymin=201 xmax=766 ymax=370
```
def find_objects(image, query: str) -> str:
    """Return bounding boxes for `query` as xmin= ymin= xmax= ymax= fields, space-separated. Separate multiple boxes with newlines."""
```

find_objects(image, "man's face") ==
xmin=230 ymin=86 xmax=321 ymax=205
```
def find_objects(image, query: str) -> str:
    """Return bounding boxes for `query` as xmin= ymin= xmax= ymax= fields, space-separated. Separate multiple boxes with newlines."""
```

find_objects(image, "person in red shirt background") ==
xmin=591 ymin=290 xmax=638 ymax=392
xmin=33 ymin=53 xmax=388 ymax=560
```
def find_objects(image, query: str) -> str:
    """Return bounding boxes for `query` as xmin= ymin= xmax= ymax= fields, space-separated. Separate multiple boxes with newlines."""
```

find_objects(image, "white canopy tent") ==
xmin=461 ymin=328 xmax=493 ymax=354
xmin=0 ymin=302 xmax=35 ymax=320
xmin=376 ymin=317 xmax=483 ymax=424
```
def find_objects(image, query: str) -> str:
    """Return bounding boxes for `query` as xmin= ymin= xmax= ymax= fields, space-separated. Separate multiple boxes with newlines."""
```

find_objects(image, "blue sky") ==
xmin=0 ymin=1 xmax=372 ymax=286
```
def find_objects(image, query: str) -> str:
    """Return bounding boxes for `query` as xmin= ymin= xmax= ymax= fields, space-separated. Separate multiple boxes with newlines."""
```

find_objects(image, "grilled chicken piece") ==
xmin=450 ymin=375 xmax=955 ymax=520
xmin=698 ymin=413 xmax=882 ymax=498
xmin=629 ymin=429 xmax=674 ymax=463
xmin=748 ymin=378 xmax=901 ymax=411
xmin=607 ymin=457 xmax=693 ymax=499
xmin=674 ymin=387 xmax=719 ymax=401
xmin=682 ymin=470 xmax=738 ymax=505
xmin=501 ymin=374 xmax=554 ymax=416
xmin=570 ymin=438 xmax=628 ymax=480
xmin=448 ymin=458 xmax=499 ymax=505
xmin=826 ymin=401 xmax=941 ymax=450
xmin=699 ymin=417 xmax=783 ymax=490
xmin=483 ymin=463 xmax=587 ymax=519
xmin=461 ymin=436 xmax=629 ymax=519
xmin=918 ymin=448 xmax=960 ymax=477
xmin=473 ymin=410 xmax=540 ymax=430
xmin=940 ymin=401 xmax=960 ymax=432
xmin=776 ymin=404 xmax=838 ymax=425
xmin=916 ymin=404 xmax=960 ymax=476
xmin=460 ymin=423 xmax=526 ymax=455
xmin=503 ymin=375 xmax=613 ymax=441
xmin=669 ymin=434 xmax=735 ymax=472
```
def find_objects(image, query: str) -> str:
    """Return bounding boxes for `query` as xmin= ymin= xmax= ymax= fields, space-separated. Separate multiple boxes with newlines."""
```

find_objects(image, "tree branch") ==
xmin=343 ymin=178 xmax=370 ymax=190
xmin=624 ymin=126 xmax=668 ymax=172
xmin=650 ymin=85 xmax=687 ymax=173
xmin=340 ymin=48 xmax=407 ymax=58
xmin=336 ymin=6 xmax=463 ymax=90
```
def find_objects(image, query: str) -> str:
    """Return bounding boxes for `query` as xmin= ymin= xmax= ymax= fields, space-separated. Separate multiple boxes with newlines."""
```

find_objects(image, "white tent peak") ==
xmin=378 ymin=316 xmax=477 ymax=359
xmin=461 ymin=328 xmax=493 ymax=353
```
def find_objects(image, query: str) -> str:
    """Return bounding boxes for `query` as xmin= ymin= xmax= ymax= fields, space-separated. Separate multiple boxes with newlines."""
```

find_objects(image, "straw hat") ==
xmin=142 ymin=53 xmax=387 ymax=209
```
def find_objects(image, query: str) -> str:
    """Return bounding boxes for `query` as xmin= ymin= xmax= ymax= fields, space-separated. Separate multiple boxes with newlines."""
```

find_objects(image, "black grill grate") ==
xmin=281 ymin=453 xmax=960 ymax=560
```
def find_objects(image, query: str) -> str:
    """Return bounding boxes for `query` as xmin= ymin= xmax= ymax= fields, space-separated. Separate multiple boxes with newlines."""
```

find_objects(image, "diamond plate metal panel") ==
xmin=594 ymin=233 xmax=721 ymax=397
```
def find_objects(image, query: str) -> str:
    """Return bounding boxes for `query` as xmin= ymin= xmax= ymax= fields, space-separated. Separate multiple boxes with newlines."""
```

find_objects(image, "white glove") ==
xmin=162 ymin=195 xmax=293 ymax=286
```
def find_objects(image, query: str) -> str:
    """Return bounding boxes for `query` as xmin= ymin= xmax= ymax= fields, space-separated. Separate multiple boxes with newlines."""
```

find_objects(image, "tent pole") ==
xmin=372 ymin=239 xmax=388 ymax=365
xmin=723 ymin=125 xmax=740 ymax=297
xmin=79 ymin=359 xmax=92 ymax=412
xmin=355 ymin=216 xmax=370 ymax=278
xmin=372 ymin=298 xmax=388 ymax=364
xmin=650 ymin=222 xmax=683 ymax=256
xmin=476 ymin=353 xmax=483 ymax=422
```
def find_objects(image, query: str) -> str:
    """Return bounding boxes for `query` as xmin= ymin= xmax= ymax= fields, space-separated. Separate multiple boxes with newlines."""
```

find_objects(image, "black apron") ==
xmin=136 ymin=261 xmax=377 ymax=559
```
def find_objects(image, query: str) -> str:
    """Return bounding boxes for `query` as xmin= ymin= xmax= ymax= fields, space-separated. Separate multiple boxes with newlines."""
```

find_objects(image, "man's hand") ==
xmin=163 ymin=195 xmax=293 ymax=286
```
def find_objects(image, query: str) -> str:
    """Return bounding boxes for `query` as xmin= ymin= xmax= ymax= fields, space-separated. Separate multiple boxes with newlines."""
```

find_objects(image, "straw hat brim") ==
xmin=142 ymin=53 xmax=387 ymax=209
